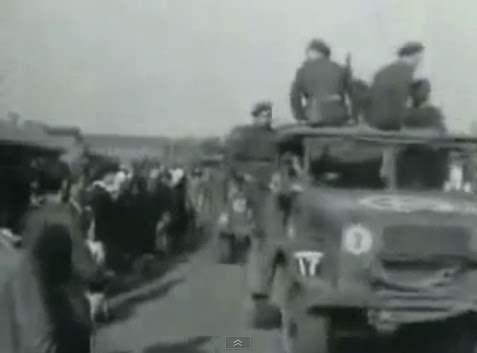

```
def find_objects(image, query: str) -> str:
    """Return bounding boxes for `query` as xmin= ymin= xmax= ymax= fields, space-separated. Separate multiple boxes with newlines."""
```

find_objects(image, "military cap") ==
xmin=251 ymin=101 xmax=273 ymax=118
xmin=307 ymin=39 xmax=331 ymax=57
xmin=397 ymin=41 xmax=424 ymax=57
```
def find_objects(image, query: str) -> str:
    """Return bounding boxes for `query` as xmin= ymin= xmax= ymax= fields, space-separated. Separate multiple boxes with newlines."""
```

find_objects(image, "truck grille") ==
xmin=381 ymin=225 xmax=470 ymax=258
xmin=372 ymin=260 xmax=462 ymax=292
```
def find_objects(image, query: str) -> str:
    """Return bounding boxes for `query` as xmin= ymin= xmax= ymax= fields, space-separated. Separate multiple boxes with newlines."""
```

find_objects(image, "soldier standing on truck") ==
xmin=289 ymin=39 xmax=350 ymax=126
xmin=366 ymin=41 xmax=425 ymax=130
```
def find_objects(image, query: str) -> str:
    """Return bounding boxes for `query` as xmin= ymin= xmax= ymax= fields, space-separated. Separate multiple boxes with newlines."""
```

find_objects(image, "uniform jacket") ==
xmin=290 ymin=58 xmax=349 ymax=125
xmin=225 ymin=125 xmax=276 ymax=187
xmin=404 ymin=104 xmax=447 ymax=133
xmin=367 ymin=60 xmax=415 ymax=130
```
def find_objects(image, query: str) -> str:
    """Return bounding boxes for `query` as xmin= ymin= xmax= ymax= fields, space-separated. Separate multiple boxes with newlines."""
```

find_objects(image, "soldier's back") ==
xmin=367 ymin=61 xmax=414 ymax=130
xmin=298 ymin=58 xmax=347 ymax=97
xmin=292 ymin=58 xmax=348 ymax=125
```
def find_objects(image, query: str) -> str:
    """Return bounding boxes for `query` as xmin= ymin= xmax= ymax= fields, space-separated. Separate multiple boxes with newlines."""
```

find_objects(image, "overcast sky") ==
xmin=1 ymin=0 xmax=477 ymax=136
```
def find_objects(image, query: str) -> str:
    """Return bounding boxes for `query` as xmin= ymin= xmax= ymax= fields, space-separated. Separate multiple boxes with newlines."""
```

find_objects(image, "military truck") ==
xmin=245 ymin=124 xmax=477 ymax=353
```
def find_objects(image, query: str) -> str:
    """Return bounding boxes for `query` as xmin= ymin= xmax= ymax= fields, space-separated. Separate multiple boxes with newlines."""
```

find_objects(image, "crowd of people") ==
xmin=77 ymin=160 xmax=196 ymax=272
xmin=0 ymin=149 xmax=217 ymax=353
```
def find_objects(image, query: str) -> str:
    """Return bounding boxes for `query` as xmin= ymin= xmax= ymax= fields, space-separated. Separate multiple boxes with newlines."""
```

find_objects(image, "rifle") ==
xmin=345 ymin=52 xmax=358 ymax=124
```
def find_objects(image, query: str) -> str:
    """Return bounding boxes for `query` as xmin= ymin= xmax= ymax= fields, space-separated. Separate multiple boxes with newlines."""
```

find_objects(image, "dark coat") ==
xmin=290 ymin=58 xmax=349 ymax=125
xmin=0 ymin=200 xmax=101 ymax=353
xmin=225 ymin=125 xmax=276 ymax=187
xmin=367 ymin=61 xmax=415 ymax=130
xmin=404 ymin=104 xmax=447 ymax=132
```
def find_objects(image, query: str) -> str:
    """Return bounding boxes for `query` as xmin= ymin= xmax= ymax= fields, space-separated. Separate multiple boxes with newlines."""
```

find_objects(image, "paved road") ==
xmin=96 ymin=240 xmax=282 ymax=353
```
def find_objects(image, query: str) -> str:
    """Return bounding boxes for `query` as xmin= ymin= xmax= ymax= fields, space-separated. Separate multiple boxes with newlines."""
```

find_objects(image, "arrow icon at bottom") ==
xmin=225 ymin=336 xmax=251 ymax=350
xmin=233 ymin=339 xmax=243 ymax=347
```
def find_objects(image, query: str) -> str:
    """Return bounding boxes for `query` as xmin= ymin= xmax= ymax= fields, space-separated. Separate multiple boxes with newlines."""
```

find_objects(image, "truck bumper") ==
xmin=294 ymin=279 xmax=477 ymax=327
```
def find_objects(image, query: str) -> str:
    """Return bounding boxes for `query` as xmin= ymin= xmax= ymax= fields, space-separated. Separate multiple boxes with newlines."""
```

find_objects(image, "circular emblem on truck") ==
xmin=342 ymin=224 xmax=373 ymax=255
xmin=359 ymin=195 xmax=455 ymax=214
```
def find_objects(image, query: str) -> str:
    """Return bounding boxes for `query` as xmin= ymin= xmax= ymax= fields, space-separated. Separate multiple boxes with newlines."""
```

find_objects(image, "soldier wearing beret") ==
xmin=366 ymin=41 xmax=425 ymax=130
xmin=290 ymin=39 xmax=350 ymax=126
xmin=251 ymin=101 xmax=273 ymax=129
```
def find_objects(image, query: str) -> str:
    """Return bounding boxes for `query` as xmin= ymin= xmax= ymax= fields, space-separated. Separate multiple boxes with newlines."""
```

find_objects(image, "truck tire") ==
xmin=283 ymin=312 xmax=330 ymax=353
xmin=243 ymin=295 xmax=281 ymax=330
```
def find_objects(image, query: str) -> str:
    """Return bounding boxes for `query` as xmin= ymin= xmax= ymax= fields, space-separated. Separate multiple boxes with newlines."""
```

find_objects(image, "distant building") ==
xmin=84 ymin=134 xmax=170 ymax=162
xmin=45 ymin=125 xmax=84 ymax=150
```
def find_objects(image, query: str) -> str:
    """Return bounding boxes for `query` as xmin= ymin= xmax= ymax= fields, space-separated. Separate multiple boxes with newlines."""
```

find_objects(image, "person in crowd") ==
xmin=3 ymin=180 xmax=106 ymax=353
xmin=367 ymin=41 xmax=425 ymax=130
xmin=290 ymin=39 xmax=350 ymax=126
xmin=87 ymin=168 xmax=126 ymax=271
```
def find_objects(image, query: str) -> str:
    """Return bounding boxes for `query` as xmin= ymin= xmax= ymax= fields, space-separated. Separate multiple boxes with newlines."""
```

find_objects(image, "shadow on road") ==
xmin=106 ymin=277 xmax=185 ymax=325
xmin=107 ymin=221 xmax=211 ymax=298
xmin=142 ymin=336 xmax=212 ymax=353
xmin=107 ymin=255 xmax=187 ymax=296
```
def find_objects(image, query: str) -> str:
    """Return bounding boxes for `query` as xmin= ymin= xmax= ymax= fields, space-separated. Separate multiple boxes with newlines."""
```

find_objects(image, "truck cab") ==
xmin=246 ymin=124 xmax=477 ymax=353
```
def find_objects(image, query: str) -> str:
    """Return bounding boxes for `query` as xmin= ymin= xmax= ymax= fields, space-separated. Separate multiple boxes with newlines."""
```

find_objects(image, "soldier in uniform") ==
xmin=241 ymin=101 xmax=275 ymax=226
xmin=404 ymin=78 xmax=447 ymax=132
xmin=289 ymin=39 xmax=350 ymax=126
xmin=366 ymin=41 xmax=425 ymax=130
xmin=251 ymin=101 xmax=273 ymax=130
xmin=224 ymin=101 xmax=276 ymax=236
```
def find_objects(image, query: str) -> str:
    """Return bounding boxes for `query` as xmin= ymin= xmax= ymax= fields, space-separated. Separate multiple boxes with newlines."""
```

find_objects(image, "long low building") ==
xmin=84 ymin=134 xmax=223 ymax=165
xmin=85 ymin=134 xmax=177 ymax=162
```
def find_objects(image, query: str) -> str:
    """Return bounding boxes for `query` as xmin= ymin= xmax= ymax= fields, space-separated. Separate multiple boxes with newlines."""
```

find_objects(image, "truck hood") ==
xmin=299 ymin=187 xmax=477 ymax=228
xmin=297 ymin=187 xmax=477 ymax=257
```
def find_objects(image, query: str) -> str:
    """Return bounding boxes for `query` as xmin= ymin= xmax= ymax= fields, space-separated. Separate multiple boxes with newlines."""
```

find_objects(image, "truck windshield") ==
xmin=396 ymin=145 xmax=473 ymax=192
xmin=307 ymin=140 xmax=474 ymax=192
xmin=308 ymin=140 xmax=385 ymax=189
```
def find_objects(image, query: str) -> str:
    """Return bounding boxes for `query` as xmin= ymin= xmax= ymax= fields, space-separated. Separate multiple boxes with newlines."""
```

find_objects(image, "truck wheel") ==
xmin=217 ymin=235 xmax=234 ymax=263
xmin=436 ymin=326 xmax=477 ymax=353
xmin=243 ymin=295 xmax=281 ymax=330
xmin=283 ymin=312 xmax=330 ymax=353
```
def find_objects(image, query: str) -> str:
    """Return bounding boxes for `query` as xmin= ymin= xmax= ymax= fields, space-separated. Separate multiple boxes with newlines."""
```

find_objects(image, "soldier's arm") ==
xmin=341 ymin=66 xmax=355 ymax=123
xmin=289 ymin=68 xmax=306 ymax=121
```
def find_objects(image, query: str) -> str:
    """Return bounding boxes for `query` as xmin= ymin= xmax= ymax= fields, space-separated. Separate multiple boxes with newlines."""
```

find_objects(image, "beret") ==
xmin=251 ymin=101 xmax=272 ymax=118
xmin=307 ymin=39 xmax=331 ymax=57
xmin=398 ymin=41 xmax=424 ymax=57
